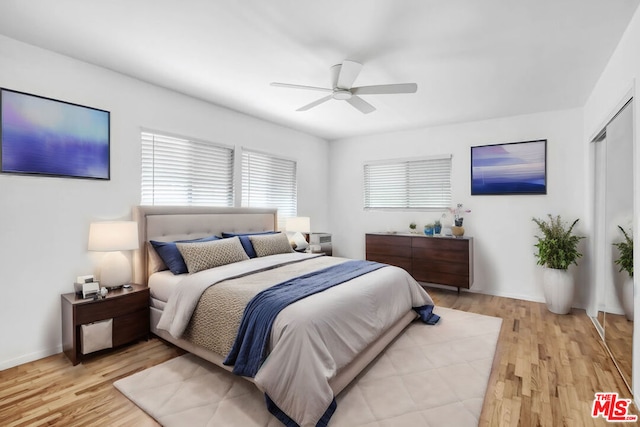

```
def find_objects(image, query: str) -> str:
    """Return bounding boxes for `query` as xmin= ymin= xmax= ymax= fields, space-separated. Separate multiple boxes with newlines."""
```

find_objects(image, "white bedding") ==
xmin=148 ymin=270 xmax=186 ymax=303
xmin=156 ymin=253 xmax=434 ymax=427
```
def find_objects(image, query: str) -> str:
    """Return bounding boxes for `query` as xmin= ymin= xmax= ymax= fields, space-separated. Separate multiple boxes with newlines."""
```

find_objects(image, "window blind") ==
xmin=364 ymin=155 xmax=452 ymax=210
xmin=141 ymin=131 xmax=234 ymax=206
xmin=242 ymin=149 xmax=297 ymax=228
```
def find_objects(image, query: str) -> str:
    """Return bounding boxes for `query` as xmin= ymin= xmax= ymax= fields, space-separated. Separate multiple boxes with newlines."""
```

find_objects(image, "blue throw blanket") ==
xmin=224 ymin=260 xmax=386 ymax=376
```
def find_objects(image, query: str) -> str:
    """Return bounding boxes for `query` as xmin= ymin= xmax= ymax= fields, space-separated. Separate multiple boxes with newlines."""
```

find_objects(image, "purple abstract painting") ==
xmin=471 ymin=140 xmax=546 ymax=195
xmin=1 ymin=89 xmax=109 ymax=179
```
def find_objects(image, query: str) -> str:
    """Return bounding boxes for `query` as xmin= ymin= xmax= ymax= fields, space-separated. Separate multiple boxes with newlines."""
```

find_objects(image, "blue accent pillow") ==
xmin=221 ymin=231 xmax=278 ymax=258
xmin=150 ymin=235 xmax=220 ymax=275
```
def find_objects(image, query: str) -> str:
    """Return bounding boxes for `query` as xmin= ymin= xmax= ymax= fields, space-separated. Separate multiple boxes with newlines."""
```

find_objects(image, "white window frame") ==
xmin=364 ymin=154 xmax=452 ymax=210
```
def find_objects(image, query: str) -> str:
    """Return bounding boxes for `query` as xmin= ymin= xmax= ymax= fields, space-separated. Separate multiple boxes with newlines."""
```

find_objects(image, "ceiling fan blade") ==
xmin=351 ymin=83 xmax=418 ymax=95
xmin=346 ymin=95 xmax=376 ymax=114
xmin=297 ymin=95 xmax=333 ymax=111
xmin=271 ymin=82 xmax=333 ymax=93
xmin=337 ymin=60 xmax=363 ymax=89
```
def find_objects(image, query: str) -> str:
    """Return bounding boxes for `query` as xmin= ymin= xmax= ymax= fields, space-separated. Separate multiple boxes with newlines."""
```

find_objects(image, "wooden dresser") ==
xmin=366 ymin=233 xmax=474 ymax=291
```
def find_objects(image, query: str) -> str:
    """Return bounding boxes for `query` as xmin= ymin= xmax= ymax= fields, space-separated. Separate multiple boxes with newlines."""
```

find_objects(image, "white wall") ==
xmin=0 ymin=35 xmax=329 ymax=369
xmin=583 ymin=4 xmax=640 ymax=404
xmin=328 ymin=108 xmax=587 ymax=304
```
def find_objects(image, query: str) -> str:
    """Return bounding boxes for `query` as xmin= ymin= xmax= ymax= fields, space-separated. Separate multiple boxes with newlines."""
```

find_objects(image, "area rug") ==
xmin=114 ymin=307 xmax=502 ymax=427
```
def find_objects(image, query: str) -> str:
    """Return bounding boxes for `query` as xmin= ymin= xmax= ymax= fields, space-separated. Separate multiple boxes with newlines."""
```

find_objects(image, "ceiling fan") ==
xmin=271 ymin=60 xmax=418 ymax=114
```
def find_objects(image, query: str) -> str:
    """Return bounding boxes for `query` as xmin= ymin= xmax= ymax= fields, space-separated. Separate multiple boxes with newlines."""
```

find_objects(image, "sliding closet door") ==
xmin=594 ymin=100 xmax=634 ymax=391
xmin=604 ymin=101 xmax=634 ymax=390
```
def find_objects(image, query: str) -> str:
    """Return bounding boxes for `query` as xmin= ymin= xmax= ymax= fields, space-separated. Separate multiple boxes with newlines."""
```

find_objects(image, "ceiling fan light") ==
xmin=332 ymin=90 xmax=352 ymax=100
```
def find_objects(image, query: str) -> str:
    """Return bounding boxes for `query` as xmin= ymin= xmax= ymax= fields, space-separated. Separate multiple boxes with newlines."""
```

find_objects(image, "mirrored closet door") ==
xmin=592 ymin=99 xmax=634 ymax=392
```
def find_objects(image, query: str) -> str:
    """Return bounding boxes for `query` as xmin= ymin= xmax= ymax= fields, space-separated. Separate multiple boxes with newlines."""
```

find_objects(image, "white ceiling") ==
xmin=0 ymin=0 xmax=638 ymax=140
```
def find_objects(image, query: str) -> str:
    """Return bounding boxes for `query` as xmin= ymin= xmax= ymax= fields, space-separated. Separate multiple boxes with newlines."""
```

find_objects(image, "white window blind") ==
xmin=242 ymin=149 xmax=297 ymax=228
xmin=364 ymin=155 xmax=452 ymax=210
xmin=141 ymin=131 xmax=234 ymax=206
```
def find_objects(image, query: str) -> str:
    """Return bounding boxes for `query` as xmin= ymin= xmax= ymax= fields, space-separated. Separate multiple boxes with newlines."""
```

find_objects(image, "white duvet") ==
xmin=157 ymin=253 xmax=434 ymax=427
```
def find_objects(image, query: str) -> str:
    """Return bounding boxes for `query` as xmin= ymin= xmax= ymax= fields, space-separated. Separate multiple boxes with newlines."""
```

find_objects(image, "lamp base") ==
xmin=99 ymin=251 xmax=132 ymax=289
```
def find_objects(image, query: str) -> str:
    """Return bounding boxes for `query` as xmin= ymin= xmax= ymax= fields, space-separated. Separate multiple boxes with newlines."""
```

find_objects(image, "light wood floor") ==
xmin=0 ymin=289 xmax=635 ymax=426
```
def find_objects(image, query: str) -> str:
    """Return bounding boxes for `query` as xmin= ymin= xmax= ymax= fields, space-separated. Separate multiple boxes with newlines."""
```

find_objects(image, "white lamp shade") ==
xmin=286 ymin=217 xmax=311 ymax=233
xmin=88 ymin=221 xmax=139 ymax=252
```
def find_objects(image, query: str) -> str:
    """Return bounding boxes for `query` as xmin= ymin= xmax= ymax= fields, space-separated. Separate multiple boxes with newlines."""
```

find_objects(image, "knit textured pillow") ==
xmin=249 ymin=233 xmax=294 ymax=257
xmin=176 ymin=237 xmax=249 ymax=274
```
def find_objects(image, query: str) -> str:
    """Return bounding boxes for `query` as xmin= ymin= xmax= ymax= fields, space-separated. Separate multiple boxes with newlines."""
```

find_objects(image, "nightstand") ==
xmin=61 ymin=284 xmax=149 ymax=365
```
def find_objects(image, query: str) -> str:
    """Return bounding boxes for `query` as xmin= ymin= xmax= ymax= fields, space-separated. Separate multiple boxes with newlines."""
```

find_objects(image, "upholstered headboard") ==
xmin=133 ymin=206 xmax=278 ymax=285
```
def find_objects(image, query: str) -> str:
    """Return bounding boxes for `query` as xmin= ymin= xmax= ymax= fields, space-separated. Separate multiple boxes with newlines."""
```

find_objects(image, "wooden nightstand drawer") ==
xmin=75 ymin=291 xmax=148 ymax=324
xmin=113 ymin=308 xmax=150 ymax=347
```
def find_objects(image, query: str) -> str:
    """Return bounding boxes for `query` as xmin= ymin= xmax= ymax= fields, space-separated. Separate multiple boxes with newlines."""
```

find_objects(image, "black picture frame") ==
xmin=0 ymin=88 xmax=110 ymax=180
xmin=471 ymin=139 xmax=547 ymax=195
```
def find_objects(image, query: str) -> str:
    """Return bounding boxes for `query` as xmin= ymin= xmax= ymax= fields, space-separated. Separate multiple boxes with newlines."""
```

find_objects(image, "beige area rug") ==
xmin=114 ymin=307 xmax=502 ymax=427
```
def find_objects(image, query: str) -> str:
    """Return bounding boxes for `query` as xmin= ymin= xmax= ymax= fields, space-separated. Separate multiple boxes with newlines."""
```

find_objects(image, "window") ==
xmin=364 ymin=155 xmax=452 ymax=210
xmin=242 ymin=149 xmax=297 ymax=228
xmin=141 ymin=131 xmax=234 ymax=206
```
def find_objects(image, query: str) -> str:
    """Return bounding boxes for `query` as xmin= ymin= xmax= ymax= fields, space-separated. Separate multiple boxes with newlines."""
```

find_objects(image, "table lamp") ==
xmin=286 ymin=216 xmax=311 ymax=251
xmin=88 ymin=221 xmax=139 ymax=289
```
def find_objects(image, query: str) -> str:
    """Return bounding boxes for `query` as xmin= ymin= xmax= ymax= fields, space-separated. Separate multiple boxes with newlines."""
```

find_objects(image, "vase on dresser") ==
xmin=452 ymin=218 xmax=464 ymax=237
xmin=451 ymin=226 xmax=464 ymax=237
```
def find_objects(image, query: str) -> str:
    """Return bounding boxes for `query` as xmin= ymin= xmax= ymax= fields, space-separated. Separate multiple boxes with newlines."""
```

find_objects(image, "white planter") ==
xmin=542 ymin=267 xmax=575 ymax=314
xmin=622 ymin=276 xmax=634 ymax=321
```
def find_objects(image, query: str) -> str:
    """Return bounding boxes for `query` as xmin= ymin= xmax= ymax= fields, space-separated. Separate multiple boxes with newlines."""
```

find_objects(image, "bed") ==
xmin=132 ymin=205 xmax=437 ymax=427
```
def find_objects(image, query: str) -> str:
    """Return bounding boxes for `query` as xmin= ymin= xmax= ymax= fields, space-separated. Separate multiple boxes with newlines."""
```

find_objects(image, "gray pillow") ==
xmin=176 ymin=236 xmax=249 ymax=273
xmin=249 ymin=233 xmax=294 ymax=257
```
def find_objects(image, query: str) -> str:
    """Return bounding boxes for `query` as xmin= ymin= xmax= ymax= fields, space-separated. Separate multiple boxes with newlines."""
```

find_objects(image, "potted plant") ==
xmin=433 ymin=219 xmax=442 ymax=235
xmin=532 ymin=214 xmax=584 ymax=314
xmin=409 ymin=222 xmax=417 ymax=233
xmin=424 ymin=223 xmax=434 ymax=236
xmin=613 ymin=225 xmax=634 ymax=321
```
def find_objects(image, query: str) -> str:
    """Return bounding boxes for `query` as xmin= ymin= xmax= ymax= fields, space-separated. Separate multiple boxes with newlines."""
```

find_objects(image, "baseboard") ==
xmin=0 ymin=345 xmax=62 ymax=371
xmin=421 ymin=282 xmax=590 ymax=310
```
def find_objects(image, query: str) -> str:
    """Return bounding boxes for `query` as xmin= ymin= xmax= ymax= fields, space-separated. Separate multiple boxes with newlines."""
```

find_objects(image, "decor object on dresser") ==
xmin=471 ymin=139 xmax=546 ymax=195
xmin=0 ymin=88 xmax=110 ymax=180
xmin=613 ymin=225 xmax=634 ymax=321
xmin=88 ymin=221 xmax=139 ymax=289
xmin=450 ymin=203 xmax=470 ymax=237
xmin=532 ymin=215 xmax=584 ymax=314
xmin=451 ymin=225 xmax=465 ymax=237
xmin=366 ymin=233 xmax=473 ymax=292
xmin=61 ymin=284 xmax=149 ymax=365
xmin=424 ymin=223 xmax=434 ymax=236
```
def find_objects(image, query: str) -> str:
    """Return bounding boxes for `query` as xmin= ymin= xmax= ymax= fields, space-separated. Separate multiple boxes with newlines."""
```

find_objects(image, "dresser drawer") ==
xmin=413 ymin=269 xmax=471 ymax=288
xmin=366 ymin=234 xmax=412 ymax=258
xmin=366 ymin=253 xmax=412 ymax=272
